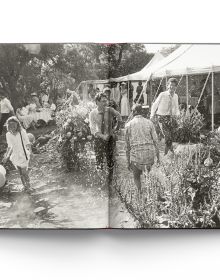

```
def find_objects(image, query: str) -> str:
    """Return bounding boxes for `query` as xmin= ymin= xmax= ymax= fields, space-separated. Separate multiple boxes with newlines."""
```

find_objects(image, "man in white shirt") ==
xmin=0 ymin=91 xmax=14 ymax=135
xmin=150 ymin=78 xmax=180 ymax=155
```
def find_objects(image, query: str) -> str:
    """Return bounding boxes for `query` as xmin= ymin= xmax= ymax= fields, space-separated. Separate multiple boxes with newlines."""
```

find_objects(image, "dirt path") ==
xmin=0 ymin=151 xmax=109 ymax=229
xmin=0 ymin=131 xmax=138 ymax=229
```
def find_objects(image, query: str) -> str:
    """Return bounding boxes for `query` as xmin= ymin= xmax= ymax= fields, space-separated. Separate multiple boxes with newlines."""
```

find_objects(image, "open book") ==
xmin=0 ymin=43 xmax=220 ymax=229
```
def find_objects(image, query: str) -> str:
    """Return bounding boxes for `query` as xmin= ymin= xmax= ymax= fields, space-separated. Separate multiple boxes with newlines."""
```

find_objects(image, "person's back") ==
xmin=125 ymin=105 xmax=159 ymax=193
xmin=126 ymin=115 xmax=155 ymax=147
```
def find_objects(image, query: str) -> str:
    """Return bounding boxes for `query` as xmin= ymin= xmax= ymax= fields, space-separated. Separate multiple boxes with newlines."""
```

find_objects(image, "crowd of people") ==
xmin=0 ymin=77 xmax=205 ymax=197
xmin=87 ymin=81 xmax=149 ymax=121
xmin=0 ymin=89 xmax=57 ymax=192
xmin=16 ymin=92 xmax=56 ymax=130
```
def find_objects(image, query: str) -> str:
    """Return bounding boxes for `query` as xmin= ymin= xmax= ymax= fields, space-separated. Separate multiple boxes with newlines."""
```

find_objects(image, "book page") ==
xmin=0 ymin=43 xmax=110 ymax=229
xmin=1 ymin=43 xmax=220 ymax=229
xmin=109 ymin=44 xmax=220 ymax=229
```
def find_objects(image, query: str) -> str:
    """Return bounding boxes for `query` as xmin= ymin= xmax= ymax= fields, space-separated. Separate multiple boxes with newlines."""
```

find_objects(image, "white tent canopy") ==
xmin=149 ymin=44 xmax=220 ymax=131
xmin=152 ymin=44 xmax=220 ymax=78
xmin=110 ymin=52 xmax=164 ymax=82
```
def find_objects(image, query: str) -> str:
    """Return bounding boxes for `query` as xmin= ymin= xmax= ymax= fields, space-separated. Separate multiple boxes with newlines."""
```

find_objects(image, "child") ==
xmin=2 ymin=117 xmax=32 ymax=191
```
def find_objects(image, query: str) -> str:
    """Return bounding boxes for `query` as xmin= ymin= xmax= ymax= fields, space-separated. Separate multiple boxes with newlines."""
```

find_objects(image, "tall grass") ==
xmin=113 ymin=144 xmax=220 ymax=228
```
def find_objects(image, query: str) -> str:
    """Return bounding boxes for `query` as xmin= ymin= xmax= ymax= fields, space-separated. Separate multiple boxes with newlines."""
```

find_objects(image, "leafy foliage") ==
xmin=0 ymin=43 xmax=152 ymax=109
xmin=55 ymin=100 xmax=96 ymax=171
xmin=175 ymin=109 xmax=205 ymax=143
xmin=113 ymin=128 xmax=220 ymax=228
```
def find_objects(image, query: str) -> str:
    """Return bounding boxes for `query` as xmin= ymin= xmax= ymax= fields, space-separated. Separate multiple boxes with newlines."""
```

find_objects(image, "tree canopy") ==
xmin=0 ymin=43 xmax=153 ymax=108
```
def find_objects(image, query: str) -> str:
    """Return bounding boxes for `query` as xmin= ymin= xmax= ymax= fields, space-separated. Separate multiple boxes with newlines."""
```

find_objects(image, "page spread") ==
xmin=0 ymin=43 xmax=219 ymax=229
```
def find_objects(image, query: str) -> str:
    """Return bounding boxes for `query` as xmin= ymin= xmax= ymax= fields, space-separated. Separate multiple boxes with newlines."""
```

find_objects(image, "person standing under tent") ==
xmin=125 ymin=104 xmax=160 ymax=195
xmin=103 ymin=86 xmax=112 ymax=100
xmin=189 ymin=81 xmax=198 ymax=97
xmin=113 ymin=83 xmax=121 ymax=106
xmin=95 ymin=87 xmax=100 ymax=94
xmin=89 ymin=92 xmax=122 ymax=185
xmin=120 ymin=82 xmax=130 ymax=121
xmin=128 ymin=81 xmax=134 ymax=110
xmin=150 ymin=77 xmax=180 ymax=156
xmin=134 ymin=81 xmax=144 ymax=104
xmin=0 ymin=90 xmax=14 ymax=135
xmin=88 ymin=84 xmax=96 ymax=101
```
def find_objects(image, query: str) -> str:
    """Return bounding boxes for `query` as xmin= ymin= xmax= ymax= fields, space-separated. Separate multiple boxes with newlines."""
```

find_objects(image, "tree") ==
xmin=0 ymin=44 xmax=32 ymax=107
xmin=84 ymin=43 xmax=153 ymax=79
xmin=0 ymin=43 xmax=153 ymax=108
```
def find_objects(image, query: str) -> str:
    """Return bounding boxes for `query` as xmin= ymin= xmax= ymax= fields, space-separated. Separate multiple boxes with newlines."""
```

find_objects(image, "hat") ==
xmin=6 ymin=116 xmax=22 ymax=130
xmin=31 ymin=92 xmax=37 ymax=96
xmin=121 ymin=82 xmax=126 ymax=85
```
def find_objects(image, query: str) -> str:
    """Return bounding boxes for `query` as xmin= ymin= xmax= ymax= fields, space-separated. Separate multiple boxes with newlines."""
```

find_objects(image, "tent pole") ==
xmin=174 ymin=75 xmax=183 ymax=94
xmin=152 ymin=77 xmax=164 ymax=103
xmin=186 ymin=74 xmax=189 ymax=110
xmin=137 ymin=80 xmax=148 ymax=104
xmin=149 ymin=80 xmax=152 ymax=107
xmin=195 ymin=72 xmax=211 ymax=109
xmin=211 ymin=71 xmax=214 ymax=131
xmin=127 ymin=82 xmax=130 ymax=111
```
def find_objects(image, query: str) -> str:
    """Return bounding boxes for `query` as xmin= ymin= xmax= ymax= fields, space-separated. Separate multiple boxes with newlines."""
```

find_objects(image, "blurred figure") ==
xmin=88 ymin=84 xmax=96 ymax=100
xmin=30 ymin=92 xmax=41 ymax=109
xmin=16 ymin=101 xmax=35 ymax=129
xmin=0 ymin=90 xmax=14 ymax=135
xmin=112 ymin=82 xmax=121 ymax=106
xmin=120 ymin=82 xmax=130 ymax=121
xmin=41 ymin=88 xmax=50 ymax=107
xmin=128 ymin=81 xmax=134 ymax=110
xmin=189 ymin=81 xmax=198 ymax=97
xmin=134 ymin=81 xmax=144 ymax=104
xmin=103 ymin=86 xmax=112 ymax=100
xmin=95 ymin=87 xmax=100 ymax=94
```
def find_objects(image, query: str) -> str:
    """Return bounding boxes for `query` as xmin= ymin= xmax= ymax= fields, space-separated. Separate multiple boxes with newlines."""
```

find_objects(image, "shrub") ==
xmin=175 ymin=109 xmax=204 ymax=144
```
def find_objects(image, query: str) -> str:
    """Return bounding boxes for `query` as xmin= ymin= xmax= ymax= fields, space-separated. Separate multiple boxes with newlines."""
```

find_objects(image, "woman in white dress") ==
xmin=2 ymin=117 xmax=31 ymax=191
xmin=120 ymin=82 xmax=130 ymax=120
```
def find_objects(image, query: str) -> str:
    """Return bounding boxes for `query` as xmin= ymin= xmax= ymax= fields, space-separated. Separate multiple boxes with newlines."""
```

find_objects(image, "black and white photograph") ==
xmin=0 ymin=43 xmax=219 ymax=229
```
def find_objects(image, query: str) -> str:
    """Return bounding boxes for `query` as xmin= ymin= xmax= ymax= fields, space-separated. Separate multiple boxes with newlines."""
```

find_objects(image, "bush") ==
xmin=175 ymin=109 xmax=204 ymax=144
xmin=55 ymin=100 xmax=96 ymax=171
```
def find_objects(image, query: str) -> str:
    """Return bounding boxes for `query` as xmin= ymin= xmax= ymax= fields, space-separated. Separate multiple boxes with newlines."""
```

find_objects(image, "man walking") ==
xmin=89 ymin=92 xmax=122 ymax=184
xmin=150 ymin=78 xmax=180 ymax=155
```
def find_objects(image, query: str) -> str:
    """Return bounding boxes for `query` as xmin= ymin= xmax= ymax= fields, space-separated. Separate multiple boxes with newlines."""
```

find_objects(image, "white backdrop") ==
xmin=0 ymin=230 xmax=220 ymax=280
xmin=1 ymin=0 xmax=220 ymax=279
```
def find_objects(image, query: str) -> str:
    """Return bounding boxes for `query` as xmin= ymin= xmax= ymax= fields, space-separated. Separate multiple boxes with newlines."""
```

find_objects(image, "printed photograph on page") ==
xmin=0 ymin=43 xmax=219 ymax=229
